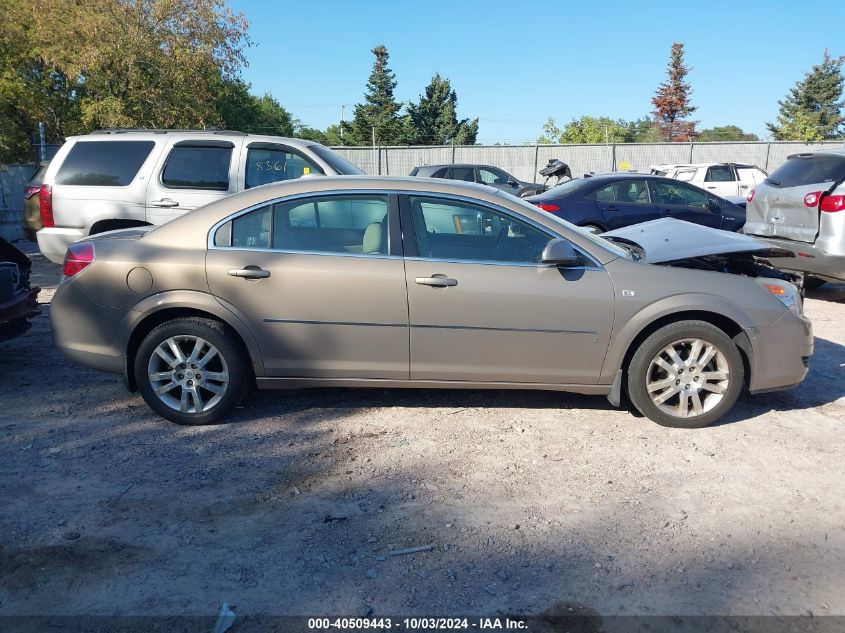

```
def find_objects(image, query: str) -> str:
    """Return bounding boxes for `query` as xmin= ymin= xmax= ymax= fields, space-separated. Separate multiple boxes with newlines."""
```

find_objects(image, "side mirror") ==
xmin=507 ymin=178 xmax=519 ymax=187
xmin=707 ymin=197 xmax=722 ymax=213
xmin=542 ymin=238 xmax=581 ymax=267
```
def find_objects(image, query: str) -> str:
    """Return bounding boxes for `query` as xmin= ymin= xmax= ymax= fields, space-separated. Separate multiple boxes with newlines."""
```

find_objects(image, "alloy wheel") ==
xmin=146 ymin=336 xmax=229 ymax=414
xmin=645 ymin=337 xmax=730 ymax=419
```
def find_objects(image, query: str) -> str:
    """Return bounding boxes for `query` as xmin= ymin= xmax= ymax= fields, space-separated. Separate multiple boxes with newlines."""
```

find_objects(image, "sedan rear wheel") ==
xmin=627 ymin=321 xmax=744 ymax=428
xmin=135 ymin=317 xmax=249 ymax=425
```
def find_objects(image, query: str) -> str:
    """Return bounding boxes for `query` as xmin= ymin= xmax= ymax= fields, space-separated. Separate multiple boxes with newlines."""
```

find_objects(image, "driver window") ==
xmin=409 ymin=196 xmax=550 ymax=264
xmin=652 ymin=181 xmax=708 ymax=208
xmin=478 ymin=168 xmax=508 ymax=185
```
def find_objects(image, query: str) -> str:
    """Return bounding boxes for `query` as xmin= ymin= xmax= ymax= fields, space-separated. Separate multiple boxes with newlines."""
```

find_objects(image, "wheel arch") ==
xmin=604 ymin=304 xmax=756 ymax=398
xmin=122 ymin=293 xmax=264 ymax=391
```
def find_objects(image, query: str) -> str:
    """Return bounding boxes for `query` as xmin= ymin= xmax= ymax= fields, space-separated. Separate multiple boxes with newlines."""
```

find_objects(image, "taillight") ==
xmin=24 ymin=185 xmax=40 ymax=200
xmin=746 ymin=188 xmax=755 ymax=203
xmin=803 ymin=191 xmax=822 ymax=207
xmin=39 ymin=185 xmax=54 ymax=227
xmin=62 ymin=242 xmax=95 ymax=277
xmin=534 ymin=203 xmax=560 ymax=212
xmin=820 ymin=194 xmax=845 ymax=213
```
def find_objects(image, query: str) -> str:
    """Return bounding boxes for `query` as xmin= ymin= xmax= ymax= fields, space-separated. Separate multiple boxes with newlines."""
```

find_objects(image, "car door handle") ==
xmin=607 ymin=205 xmax=617 ymax=211
xmin=415 ymin=275 xmax=458 ymax=287
xmin=706 ymin=186 xmax=717 ymax=190
xmin=151 ymin=198 xmax=179 ymax=208
xmin=228 ymin=267 xmax=271 ymax=279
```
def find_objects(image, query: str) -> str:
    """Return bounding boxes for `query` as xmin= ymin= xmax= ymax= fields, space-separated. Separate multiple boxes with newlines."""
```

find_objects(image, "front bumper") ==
xmin=51 ymin=278 xmax=128 ymax=374
xmin=748 ymin=309 xmax=813 ymax=394
xmin=36 ymin=227 xmax=87 ymax=264
xmin=753 ymin=236 xmax=845 ymax=282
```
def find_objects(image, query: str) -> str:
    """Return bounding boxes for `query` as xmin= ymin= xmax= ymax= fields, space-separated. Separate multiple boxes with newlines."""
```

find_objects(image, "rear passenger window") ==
xmin=214 ymin=195 xmax=390 ymax=255
xmin=161 ymin=145 xmax=232 ymax=190
xmin=244 ymin=145 xmax=322 ymax=189
xmin=55 ymin=141 xmax=155 ymax=186
xmin=705 ymin=165 xmax=734 ymax=182
xmin=767 ymin=155 xmax=845 ymax=187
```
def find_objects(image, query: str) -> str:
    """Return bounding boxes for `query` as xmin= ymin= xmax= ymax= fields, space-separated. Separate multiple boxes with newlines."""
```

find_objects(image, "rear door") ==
xmin=592 ymin=178 xmax=659 ymax=229
xmin=702 ymin=164 xmax=738 ymax=197
xmin=240 ymin=142 xmax=324 ymax=190
xmin=145 ymin=139 xmax=240 ymax=226
xmin=747 ymin=154 xmax=845 ymax=243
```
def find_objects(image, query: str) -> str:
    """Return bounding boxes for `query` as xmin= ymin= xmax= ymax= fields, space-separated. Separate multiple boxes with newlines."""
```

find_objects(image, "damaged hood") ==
xmin=602 ymin=218 xmax=794 ymax=264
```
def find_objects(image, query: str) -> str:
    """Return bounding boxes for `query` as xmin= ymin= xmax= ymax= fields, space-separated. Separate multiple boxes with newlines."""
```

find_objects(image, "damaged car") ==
xmin=50 ymin=177 xmax=811 ymax=428
xmin=0 ymin=237 xmax=40 ymax=342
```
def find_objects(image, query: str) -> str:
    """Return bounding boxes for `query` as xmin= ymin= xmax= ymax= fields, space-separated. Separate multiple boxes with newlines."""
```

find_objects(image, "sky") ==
xmin=228 ymin=0 xmax=845 ymax=143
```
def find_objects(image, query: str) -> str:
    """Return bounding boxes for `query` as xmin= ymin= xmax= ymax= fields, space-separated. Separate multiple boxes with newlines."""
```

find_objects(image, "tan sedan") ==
xmin=51 ymin=177 xmax=812 ymax=428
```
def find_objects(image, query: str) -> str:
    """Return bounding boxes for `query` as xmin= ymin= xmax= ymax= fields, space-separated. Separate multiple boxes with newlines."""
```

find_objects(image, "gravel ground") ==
xmin=1 ymin=244 xmax=844 ymax=623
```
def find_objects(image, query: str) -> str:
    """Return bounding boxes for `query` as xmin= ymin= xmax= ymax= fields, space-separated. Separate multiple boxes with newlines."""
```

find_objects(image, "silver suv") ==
xmin=35 ymin=129 xmax=363 ymax=263
xmin=743 ymin=149 xmax=845 ymax=286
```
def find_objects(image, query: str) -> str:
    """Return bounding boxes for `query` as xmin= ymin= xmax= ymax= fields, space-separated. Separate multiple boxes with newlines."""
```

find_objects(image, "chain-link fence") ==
xmin=332 ymin=141 xmax=845 ymax=182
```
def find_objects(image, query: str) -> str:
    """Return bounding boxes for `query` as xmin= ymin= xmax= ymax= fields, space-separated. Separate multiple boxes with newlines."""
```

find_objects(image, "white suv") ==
xmin=36 ymin=129 xmax=364 ymax=263
xmin=649 ymin=162 xmax=767 ymax=200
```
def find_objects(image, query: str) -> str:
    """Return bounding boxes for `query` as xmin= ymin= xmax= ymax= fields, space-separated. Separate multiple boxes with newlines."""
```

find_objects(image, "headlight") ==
xmin=755 ymin=278 xmax=802 ymax=316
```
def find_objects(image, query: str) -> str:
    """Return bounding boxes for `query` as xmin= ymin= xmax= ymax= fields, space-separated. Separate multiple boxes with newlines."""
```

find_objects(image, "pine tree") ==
xmin=651 ymin=42 xmax=697 ymax=142
xmin=767 ymin=51 xmax=845 ymax=141
xmin=407 ymin=73 xmax=478 ymax=145
xmin=346 ymin=45 xmax=408 ymax=146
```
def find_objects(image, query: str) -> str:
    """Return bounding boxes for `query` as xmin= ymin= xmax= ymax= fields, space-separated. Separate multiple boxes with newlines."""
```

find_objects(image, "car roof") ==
xmin=650 ymin=162 xmax=758 ymax=170
xmin=414 ymin=164 xmax=501 ymax=170
xmin=789 ymin=148 xmax=845 ymax=159
xmin=73 ymin=129 xmax=319 ymax=147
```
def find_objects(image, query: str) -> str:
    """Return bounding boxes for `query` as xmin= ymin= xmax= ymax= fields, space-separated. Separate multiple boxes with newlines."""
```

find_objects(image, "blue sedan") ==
xmin=524 ymin=173 xmax=746 ymax=233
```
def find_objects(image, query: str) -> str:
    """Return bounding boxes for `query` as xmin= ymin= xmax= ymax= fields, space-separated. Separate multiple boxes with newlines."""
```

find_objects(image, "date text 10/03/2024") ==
xmin=307 ymin=617 xmax=528 ymax=630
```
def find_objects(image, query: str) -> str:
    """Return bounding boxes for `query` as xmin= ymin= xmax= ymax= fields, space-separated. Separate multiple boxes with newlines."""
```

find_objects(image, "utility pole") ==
xmin=372 ymin=126 xmax=378 ymax=175
xmin=340 ymin=104 xmax=347 ymax=144
xmin=38 ymin=122 xmax=47 ymax=163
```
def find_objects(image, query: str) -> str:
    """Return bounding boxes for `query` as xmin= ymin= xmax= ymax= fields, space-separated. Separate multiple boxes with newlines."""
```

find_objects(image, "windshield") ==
xmin=310 ymin=144 xmax=365 ymax=175
xmin=500 ymin=191 xmax=628 ymax=259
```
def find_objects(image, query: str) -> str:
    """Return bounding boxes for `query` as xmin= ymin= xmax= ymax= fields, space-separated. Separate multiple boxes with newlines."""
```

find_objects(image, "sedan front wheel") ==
xmin=134 ymin=317 xmax=249 ymax=425
xmin=626 ymin=320 xmax=744 ymax=428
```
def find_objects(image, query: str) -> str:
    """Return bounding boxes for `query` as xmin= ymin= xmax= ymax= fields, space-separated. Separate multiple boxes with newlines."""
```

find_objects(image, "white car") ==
xmin=649 ymin=163 xmax=767 ymax=200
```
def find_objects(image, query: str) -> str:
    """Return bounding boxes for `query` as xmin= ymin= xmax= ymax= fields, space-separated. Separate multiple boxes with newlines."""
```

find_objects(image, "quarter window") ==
xmin=161 ymin=145 xmax=232 ymax=190
xmin=245 ymin=146 xmax=322 ymax=189
xmin=55 ymin=141 xmax=155 ymax=186
xmin=478 ymin=168 xmax=509 ymax=185
xmin=705 ymin=165 xmax=735 ymax=182
xmin=409 ymin=196 xmax=550 ymax=264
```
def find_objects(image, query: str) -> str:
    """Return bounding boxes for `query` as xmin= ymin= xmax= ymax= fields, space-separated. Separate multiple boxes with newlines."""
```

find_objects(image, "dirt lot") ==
xmin=1 ymin=244 xmax=844 ymax=624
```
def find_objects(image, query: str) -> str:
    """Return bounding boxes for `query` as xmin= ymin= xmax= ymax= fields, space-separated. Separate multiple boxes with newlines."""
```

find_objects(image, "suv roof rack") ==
xmin=89 ymin=128 xmax=249 ymax=136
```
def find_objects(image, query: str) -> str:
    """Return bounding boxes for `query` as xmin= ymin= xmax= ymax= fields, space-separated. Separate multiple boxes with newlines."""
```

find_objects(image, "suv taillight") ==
xmin=820 ymin=194 xmax=845 ymax=213
xmin=804 ymin=191 xmax=822 ymax=207
xmin=39 ymin=185 xmax=54 ymax=227
xmin=62 ymin=242 xmax=95 ymax=277
xmin=747 ymin=188 xmax=755 ymax=203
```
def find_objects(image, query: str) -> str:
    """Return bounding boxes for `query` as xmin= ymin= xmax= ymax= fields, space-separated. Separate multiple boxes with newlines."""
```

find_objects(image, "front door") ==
xmin=402 ymin=194 xmax=614 ymax=384
xmin=206 ymin=193 xmax=409 ymax=378
xmin=651 ymin=180 xmax=722 ymax=228
xmin=145 ymin=139 xmax=240 ymax=226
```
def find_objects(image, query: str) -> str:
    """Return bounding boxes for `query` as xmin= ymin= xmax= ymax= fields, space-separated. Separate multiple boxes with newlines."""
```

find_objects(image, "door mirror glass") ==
xmin=541 ymin=238 xmax=581 ymax=267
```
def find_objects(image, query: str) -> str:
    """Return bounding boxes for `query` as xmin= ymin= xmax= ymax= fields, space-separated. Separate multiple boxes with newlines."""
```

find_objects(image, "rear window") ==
xmin=161 ymin=145 xmax=232 ymax=190
xmin=55 ymin=141 xmax=155 ymax=186
xmin=767 ymin=155 xmax=845 ymax=188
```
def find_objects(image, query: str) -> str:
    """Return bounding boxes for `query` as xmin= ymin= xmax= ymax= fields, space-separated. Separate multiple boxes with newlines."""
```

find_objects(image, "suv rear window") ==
xmin=767 ymin=155 xmax=845 ymax=188
xmin=55 ymin=141 xmax=155 ymax=186
xmin=161 ymin=144 xmax=232 ymax=190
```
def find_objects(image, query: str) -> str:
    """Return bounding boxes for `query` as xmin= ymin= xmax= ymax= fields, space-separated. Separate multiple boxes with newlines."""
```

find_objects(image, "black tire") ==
xmin=626 ymin=320 xmax=744 ymax=429
xmin=134 ymin=317 xmax=250 ymax=425
xmin=803 ymin=276 xmax=827 ymax=290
